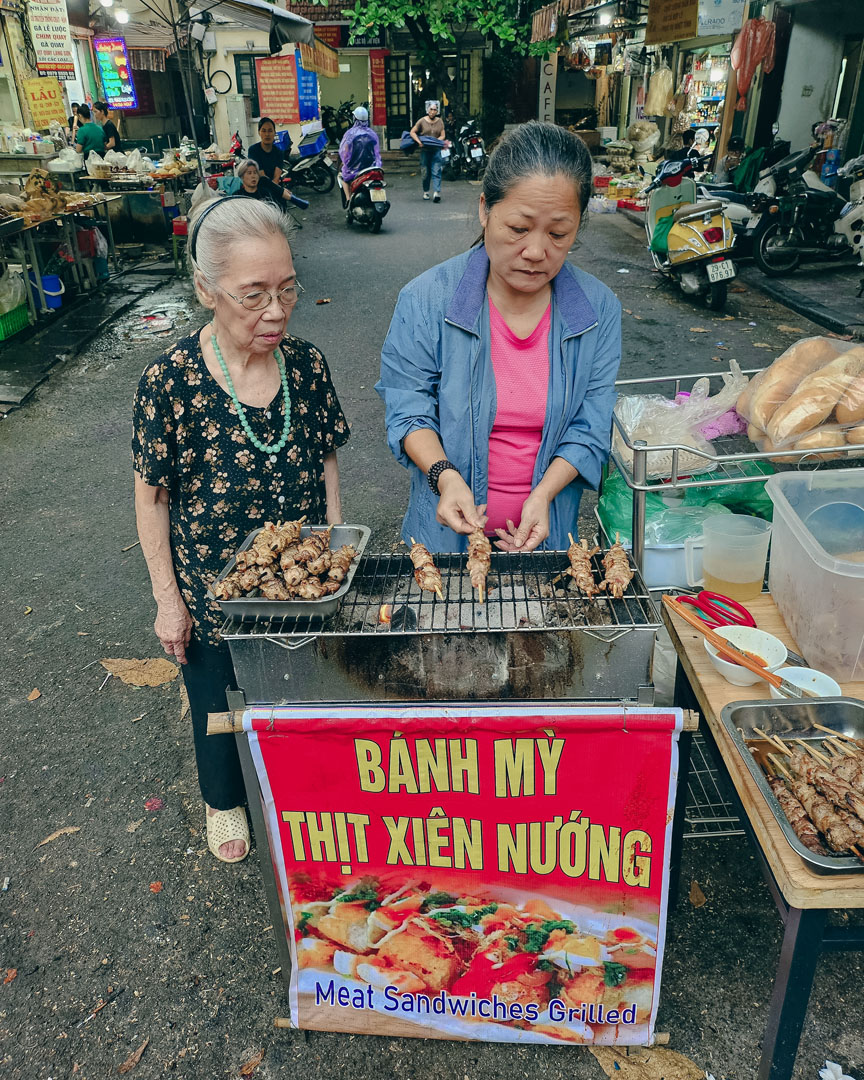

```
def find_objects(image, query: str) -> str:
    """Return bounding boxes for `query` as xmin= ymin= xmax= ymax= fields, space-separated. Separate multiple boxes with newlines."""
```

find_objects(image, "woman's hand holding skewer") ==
xmin=436 ymin=470 xmax=487 ymax=535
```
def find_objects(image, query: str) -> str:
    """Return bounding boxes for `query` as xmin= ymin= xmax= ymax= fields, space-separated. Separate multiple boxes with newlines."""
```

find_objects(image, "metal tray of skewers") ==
xmin=208 ymin=522 xmax=371 ymax=619
xmin=720 ymin=699 xmax=864 ymax=874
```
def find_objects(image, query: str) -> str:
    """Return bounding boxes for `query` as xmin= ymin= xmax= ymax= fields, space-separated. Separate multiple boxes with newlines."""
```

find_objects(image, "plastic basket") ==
xmin=593 ymin=175 xmax=611 ymax=189
xmin=298 ymin=130 xmax=328 ymax=157
xmin=0 ymin=303 xmax=29 ymax=341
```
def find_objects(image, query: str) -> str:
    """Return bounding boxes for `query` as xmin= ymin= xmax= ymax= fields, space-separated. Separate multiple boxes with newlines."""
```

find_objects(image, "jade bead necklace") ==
xmin=211 ymin=329 xmax=292 ymax=455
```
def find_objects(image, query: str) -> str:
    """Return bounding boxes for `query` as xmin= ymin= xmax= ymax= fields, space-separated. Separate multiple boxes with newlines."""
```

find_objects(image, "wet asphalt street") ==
xmin=0 ymin=171 xmax=861 ymax=1080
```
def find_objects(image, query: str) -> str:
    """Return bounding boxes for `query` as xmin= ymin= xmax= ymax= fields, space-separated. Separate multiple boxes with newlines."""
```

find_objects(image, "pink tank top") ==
xmin=486 ymin=298 xmax=551 ymax=536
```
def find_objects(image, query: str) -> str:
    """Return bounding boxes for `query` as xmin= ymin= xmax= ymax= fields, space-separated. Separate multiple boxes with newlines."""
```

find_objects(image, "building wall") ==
xmin=776 ymin=10 xmax=844 ymax=149
xmin=0 ymin=17 xmax=23 ymax=124
xmin=122 ymin=71 xmax=183 ymax=142
xmin=320 ymin=51 xmax=369 ymax=110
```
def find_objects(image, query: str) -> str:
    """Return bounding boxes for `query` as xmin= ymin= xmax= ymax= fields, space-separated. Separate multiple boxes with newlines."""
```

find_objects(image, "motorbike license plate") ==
xmin=745 ymin=213 xmax=761 ymax=230
xmin=370 ymin=188 xmax=387 ymax=202
xmin=471 ymin=148 xmax=483 ymax=159
xmin=706 ymin=259 xmax=735 ymax=283
xmin=324 ymin=155 xmax=334 ymax=166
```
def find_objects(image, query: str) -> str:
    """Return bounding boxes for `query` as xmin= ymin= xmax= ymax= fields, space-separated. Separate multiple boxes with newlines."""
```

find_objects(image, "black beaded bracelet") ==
xmin=427 ymin=459 xmax=460 ymax=496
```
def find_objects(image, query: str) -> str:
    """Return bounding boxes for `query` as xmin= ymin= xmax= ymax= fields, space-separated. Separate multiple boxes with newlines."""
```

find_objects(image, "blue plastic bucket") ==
xmin=29 ymin=272 xmax=64 ymax=310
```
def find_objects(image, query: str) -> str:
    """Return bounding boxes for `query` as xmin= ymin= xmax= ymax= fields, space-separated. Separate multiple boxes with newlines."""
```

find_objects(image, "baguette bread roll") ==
xmin=736 ymin=379 xmax=755 ymax=420
xmin=749 ymin=338 xmax=841 ymax=429
xmin=836 ymin=374 xmax=864 ymax=425
xmin=754 ymin=433 xmax=797 ymax=464
xmin=746 ymin=422 xmax=765 ymax=443
xmin=766 ymin=347 xmax=864 ymax=446
xmin=792 ymin=427 xmax=846 ymax=461
xmin=847 ymin=423 xmax=864 ymax=445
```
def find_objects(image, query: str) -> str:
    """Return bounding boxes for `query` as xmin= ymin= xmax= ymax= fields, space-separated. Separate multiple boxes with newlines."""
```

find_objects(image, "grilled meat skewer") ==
xmin=790 ymin=751 xmax=864 ymax=825
xmin=466 ymin=528 xmax=491 ymax=604
xmin=788 ymin=779 xmax=860 ymax=854
xmin=565 ymin=533 xmax=601 ymax=597
xmin=600 ymin=532 xmax=634 ymax=599
xmin=328 ymin=544 xmax=357 ymax=583
xmin=408 ymin=539 xmax=444 ymax=600
xmin=766 ymin=776 xmax=828 ymax=855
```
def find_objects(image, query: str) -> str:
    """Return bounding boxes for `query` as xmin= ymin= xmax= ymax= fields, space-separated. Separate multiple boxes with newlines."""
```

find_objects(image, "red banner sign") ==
xmin=314 ymin=24 xmax=344 ymax=50
xmin=246 ymin=704 xmax=681 ymax=1043
xmin=255 ymin=55 xmax=300 ymax=124
xmin=369 ymin=49 xmax=389 ymax=128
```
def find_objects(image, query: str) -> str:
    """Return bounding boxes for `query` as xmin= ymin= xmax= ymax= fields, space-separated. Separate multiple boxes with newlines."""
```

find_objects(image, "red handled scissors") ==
xmin=674 ymin=590 xmax=756 ymax=630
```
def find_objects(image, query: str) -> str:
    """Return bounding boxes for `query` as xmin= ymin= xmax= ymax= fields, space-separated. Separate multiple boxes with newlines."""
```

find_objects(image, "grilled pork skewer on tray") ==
xmin=601 ymin=533 xmax=634 ymax=599
xmin=766 ymin=773 xmax=828 ymax=856
xmin=408 ymin=539 xmax=444 ymax=600
xmin=466 ymin=528 xmax=492 ymax=604
xmin=565 ymin=534 xmax=601 ymax=598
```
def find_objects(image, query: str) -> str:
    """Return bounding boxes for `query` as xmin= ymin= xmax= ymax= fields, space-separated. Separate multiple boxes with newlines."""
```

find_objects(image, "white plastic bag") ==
xmin=48 ymin=146 xmax=84 ymax=172
xmin=104 ymin=149 xmax=128 ymax=167
xmin=86 ymin=151 xmax=106 ymax=176
xmin=125 ymin=148 xmax=148 ymax=175
xmin=93 ymin=227 xmax=108 ymax=258
xmin=0 ymin=270 xmax=25 ymax=314
xmin=614 ymin=362 xmax=748 ymax=479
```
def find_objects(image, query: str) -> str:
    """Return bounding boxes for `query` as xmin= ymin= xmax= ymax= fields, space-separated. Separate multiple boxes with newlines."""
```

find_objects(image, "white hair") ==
xmin=186 ymin=197 xmax=293 ymax=298
xmin=234 ymin=157 xmax=258 ymax=179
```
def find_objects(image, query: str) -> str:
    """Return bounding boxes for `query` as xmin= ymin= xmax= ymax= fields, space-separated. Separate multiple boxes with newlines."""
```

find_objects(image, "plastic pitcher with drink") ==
xmin=685 ymin=515 xmax=771 ymax=601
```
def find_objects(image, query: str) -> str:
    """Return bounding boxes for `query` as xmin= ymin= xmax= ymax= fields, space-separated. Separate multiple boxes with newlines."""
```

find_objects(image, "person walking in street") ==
xmin=377 ymin=121 xmax=621 ymax=554
xmin=410 ymin=100 xmax=446 ymax=202
xmin=74 ymin=105 xmax=105 ymax=158
xmin=132 ymin=196 xmax=349 ymax=863
xmin=248 ymin=117 xmax=285 ymax=182
xmin=92 ymin=101 xmax=120 ymax=152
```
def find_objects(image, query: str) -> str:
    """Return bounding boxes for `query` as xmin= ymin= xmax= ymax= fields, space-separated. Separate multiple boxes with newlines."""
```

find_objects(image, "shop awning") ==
xmin=192 ymin=0 xmax=315 ymax=46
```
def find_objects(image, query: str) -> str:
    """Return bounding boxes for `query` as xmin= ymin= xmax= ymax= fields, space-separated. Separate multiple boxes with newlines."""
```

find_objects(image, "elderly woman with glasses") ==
xmin=132 ymin=196 xmax=349 ymax=863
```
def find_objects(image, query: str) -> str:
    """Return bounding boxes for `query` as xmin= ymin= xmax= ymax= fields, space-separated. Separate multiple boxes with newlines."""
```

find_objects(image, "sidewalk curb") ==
xmin=616 ymin=206 xmax=862 ymax=338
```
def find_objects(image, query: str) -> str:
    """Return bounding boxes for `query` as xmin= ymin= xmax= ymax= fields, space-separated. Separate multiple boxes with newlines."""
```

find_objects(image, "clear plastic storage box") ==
xmin=765 ymin=469 xmax=864 ymax=683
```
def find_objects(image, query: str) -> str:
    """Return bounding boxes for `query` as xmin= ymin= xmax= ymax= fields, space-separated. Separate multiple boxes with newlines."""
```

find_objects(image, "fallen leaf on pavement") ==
xmin=118 ymin=1038 xmax=149 ymax=1074
xmin=131 ymin=714 xmax=145 ymax=724
xmin=27 ymin=689 xmax=41 ymax=701
xmin=77 ymin=632 xmax=89 ymax=636
xmin=689 ymin=879 xmax=707 ymax=908
xmin=753 ymin=342 xmax=774 ymax=348
xmin=589 ymin=1046 xmax=704 ymax=1080
xmin=144 ymin=796 xmax=165 ymax=812
xmin=239 ymin=1049 xmax=266 ymax=1076
xmin=36 ymin=826 xmax=81 ymax=849
xmin=731 ymin=286 xmax=747 ymax=293
xmin=149 ymin=882 xmax=162 ymax=894
xmin=777 ymin=324 xmax=804 ymax=334
xmin=315 ymin=298 xmax=331 ymax=305
xmin=4 ymin=969 xmax=17 ymax=984
xmin=717 ymin=314 xmax=735 ymax=320
xmin=126 ymin=820 xmax=143 ymax=833
xmin=710 ymin=356 xmax=723 ymax=362
xmin=689 ymin=327 xmax=709 ymax=333
xmin=99 ymin=659 xmax=179 ymax=687
xmin=23 ymin=607 xmax=32 ymax=615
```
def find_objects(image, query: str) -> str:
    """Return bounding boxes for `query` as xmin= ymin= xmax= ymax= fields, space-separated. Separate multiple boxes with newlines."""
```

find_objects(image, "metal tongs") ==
xmin=662 ymin=596 xmax=817 ymax=700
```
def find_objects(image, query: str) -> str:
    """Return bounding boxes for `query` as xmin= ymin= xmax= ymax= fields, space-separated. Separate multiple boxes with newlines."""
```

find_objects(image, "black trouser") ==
xmin=181 ymin=637 xmax=245 ymax=811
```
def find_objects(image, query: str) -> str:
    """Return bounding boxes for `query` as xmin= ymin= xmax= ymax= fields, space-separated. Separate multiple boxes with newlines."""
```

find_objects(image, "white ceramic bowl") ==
xmin=769 ymin=666 xmax=842 ymax=700
xmin=704 ymin=625 xmax=788 ymax=686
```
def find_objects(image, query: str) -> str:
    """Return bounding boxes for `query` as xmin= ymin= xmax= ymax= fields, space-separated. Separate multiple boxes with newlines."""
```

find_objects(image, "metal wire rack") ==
xmin=684 ymin=731 xmax=744 ymax=839
xmin=220 ymin=548 xmax=660 ymax=640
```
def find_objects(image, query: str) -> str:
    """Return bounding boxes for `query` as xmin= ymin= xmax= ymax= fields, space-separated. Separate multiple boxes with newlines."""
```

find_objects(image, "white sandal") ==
xmin=205 ymin=804 xmax=250 ymax=863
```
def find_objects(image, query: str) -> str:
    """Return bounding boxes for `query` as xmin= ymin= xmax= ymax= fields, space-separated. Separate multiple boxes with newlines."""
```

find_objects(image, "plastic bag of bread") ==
xmin=614 ymin=361 xmax=748 ymax=479
xmin=738 ymin=336 xmax=864 ymax=449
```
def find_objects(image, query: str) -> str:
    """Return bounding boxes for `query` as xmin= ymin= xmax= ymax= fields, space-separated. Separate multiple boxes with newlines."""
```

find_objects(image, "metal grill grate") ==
xmin=684 ymin=731 xmax=744 ymax=839
xmin=221 ymin=549 xmax=660 ymax=640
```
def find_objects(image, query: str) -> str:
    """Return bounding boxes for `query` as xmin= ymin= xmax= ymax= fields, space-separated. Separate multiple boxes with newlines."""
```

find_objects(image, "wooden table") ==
xmin=663 ymin=595 xmax=864 ymax=1080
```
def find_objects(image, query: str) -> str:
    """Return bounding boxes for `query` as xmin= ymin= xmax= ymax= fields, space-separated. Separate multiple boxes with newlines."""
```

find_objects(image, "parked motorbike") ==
xmin=741 ymin=147 xmax=854 ymax=276
xmin=833 ymin=154 xmax=864 ymax=295
xmin=337 ymin=166 xmax=390 ymax=233
xmin=443 ymin=118 xmax=487 ymax=180
xmin=282 ymin=148 xmax=337 ymax=193
xmin=322 ymin=100 xmax=362 ymax=146
xmin=641 ymin=157 xmax=737 ymax=310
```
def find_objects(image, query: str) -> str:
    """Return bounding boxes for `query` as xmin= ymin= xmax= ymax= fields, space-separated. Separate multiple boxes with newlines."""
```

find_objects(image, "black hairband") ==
xmin=188 ymin=194 xmax=249 ymax=262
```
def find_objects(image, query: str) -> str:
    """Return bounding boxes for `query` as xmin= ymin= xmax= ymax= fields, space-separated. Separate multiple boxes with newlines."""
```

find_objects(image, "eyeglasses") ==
xmin=221 ymin=282 xmax=304 ymax=311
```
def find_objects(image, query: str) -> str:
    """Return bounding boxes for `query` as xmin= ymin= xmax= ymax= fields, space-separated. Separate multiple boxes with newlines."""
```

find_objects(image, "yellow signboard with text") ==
xmin=645 ymin=0 xmax=698 ymax=45
xmin=21 ymin=76 xmax=67 ymax=130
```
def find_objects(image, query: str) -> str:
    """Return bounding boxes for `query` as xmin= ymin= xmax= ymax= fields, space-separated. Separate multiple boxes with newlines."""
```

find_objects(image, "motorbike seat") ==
xmin=672 ymin=199 xmax=725 ymax=222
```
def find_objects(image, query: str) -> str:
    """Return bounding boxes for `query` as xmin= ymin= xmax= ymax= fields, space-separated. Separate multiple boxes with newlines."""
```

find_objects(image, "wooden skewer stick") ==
xmin=753 ymin=727 xmax=789 ymax=753
xmin=794 ymin=738 xmax=831 ymax=765
xmin=812 ymin=722 xmax=860 ymax=743
xmin=435 ymin=587 xmax=444 ymax=601
xmin=568 ymin=532 xmax=575 ymax=547
xmin=827 ymin=736 xmax=857 ymax=758
xmin=822 ymin=740 xmax=842 ymax=758
xmin=768 ymin=753 xmax=793 ymax=780
xmin=851 ymin=844 xmax=864 ymax=866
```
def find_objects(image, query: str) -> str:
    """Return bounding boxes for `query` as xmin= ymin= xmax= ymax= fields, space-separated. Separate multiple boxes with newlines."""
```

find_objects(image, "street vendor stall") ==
xmin=206 ymin=525 xmax=699 ymax=1046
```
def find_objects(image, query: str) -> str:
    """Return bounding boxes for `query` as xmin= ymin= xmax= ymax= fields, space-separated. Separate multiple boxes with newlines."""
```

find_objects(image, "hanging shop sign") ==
xmin=256 ymin=55 xmax=300 ymax=124
xmin=295 ymin=50 xmax=319 ymax=122
xmin=369 ymin=49 xmax=389 ymax=127
xmin=697 ymin=0 xmax=746 ymax=37
xmin=94 ymin=37 xmax=138 ymax=109
xmin=314 ymin=24 xmax=344 ymax=50
xmin=21 ymin=75 xmax=67 ymax=129
xmin=299 ymin=38 xmax=339 ymax=79
xmin=26 ymin=0 xmax=76 ymax=79
xmin=244 ymin=703 xmax=682 ymax=1043
xmin=645 ymin=0 xmax=698 ymax=45
xmin=350 ymin=29 xmax=385 ymax=48
xmin=538 ymin=53 xmax=558 ymax=124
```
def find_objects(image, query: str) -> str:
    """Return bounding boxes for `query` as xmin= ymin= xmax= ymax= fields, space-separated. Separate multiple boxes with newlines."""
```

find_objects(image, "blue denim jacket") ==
xmin=375 ymin=245 xmax=622 ymax=553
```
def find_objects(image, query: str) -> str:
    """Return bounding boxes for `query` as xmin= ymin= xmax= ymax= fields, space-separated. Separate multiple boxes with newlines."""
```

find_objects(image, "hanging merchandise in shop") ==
xmin=20 ymin=75 xmax=67 ymax=129
xmin=94 ymin=37 xmax=138 ymax=109
xmin=730 ymin=16 xmax=775 ymax=112
xmin=26 ymin=0 xmax=76 ymax=79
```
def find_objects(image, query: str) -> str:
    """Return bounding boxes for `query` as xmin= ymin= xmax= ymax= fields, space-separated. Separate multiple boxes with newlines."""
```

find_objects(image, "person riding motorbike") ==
xmin=338 ymin=106 xmax=382 ymax=206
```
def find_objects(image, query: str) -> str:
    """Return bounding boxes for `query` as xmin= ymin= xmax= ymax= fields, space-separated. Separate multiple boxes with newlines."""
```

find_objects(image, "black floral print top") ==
xmin=132 ymin=331 xmax=350 ymax=645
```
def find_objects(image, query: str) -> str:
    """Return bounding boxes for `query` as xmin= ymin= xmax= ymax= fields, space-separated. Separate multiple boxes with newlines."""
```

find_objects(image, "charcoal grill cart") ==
xmin=208 ymin=540 xmax=705 ymax=1046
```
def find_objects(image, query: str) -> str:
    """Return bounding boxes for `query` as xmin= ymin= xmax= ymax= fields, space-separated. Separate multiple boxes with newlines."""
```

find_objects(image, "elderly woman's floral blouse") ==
xmin=132 ymin=331 xmax=349 ymax=645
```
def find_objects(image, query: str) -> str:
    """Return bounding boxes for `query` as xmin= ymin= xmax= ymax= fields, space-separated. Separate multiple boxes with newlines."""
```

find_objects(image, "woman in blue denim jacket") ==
xmin=376 ymin=121 xmax=622 ymax=554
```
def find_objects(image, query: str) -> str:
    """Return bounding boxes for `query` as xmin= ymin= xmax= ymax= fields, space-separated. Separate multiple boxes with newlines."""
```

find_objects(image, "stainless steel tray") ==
xmin=209 ymin=524 xmax=370 ymax=620
xmin=720 ymin=698 xmax=864 ymax=874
